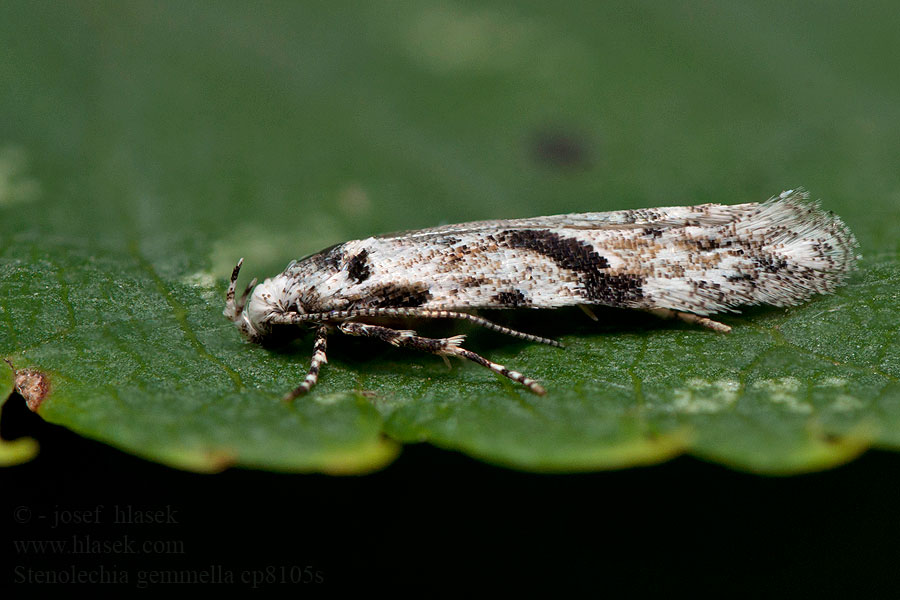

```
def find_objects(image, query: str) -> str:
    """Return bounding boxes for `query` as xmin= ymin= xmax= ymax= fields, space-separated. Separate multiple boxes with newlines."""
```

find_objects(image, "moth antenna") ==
xmin=236 ymin=278 xmax=257 ymax=317
xmin=224 ymin=258 xmax=244 ymax=321
xmin=226 ymin=259 xmax=242 ymax=302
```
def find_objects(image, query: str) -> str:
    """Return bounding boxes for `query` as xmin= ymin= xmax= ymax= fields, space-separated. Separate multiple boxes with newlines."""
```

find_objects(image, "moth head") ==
xmin=223 ymin=258 xmax=269 ymax=343
xmin=225 ymin=259 xmax=315 ymax=346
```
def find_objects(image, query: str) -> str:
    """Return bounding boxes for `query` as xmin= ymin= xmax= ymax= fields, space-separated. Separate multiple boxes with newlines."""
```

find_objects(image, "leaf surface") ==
xmin=1 ymin=2 xmax=898 ymax=473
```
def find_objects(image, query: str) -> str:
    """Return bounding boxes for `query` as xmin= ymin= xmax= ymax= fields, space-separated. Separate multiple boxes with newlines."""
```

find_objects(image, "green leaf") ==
xmin=1 ymin=2 xmax=898 ymax=474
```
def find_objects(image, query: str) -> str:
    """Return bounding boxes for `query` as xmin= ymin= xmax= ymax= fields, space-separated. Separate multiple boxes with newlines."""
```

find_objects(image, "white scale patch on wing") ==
xmin=374 ymin=201 xmax=760 ymax=241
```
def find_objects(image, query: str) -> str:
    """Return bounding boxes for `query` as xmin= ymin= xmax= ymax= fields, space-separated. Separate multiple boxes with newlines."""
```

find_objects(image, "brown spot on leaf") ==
xmin=821 ymin=432 xmax=842 ymax=445
xmin=6 ymin=360 xmax=50 ymax=412
xmin=202 ymin=449 xmax=238 ymax=473
xmin=530 ymin=129 xmax=591 ymax=170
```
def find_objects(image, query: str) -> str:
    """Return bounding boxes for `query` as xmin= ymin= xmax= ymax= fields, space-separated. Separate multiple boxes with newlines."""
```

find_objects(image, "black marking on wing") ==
xmin=362 ymin=282 xmax=433 ymax=308
xmin=500 ymin=229 xmax=610 ymax=270
xmin=346 ymin=249 xmax=372 ymax=284
xmin=753 ymin=255 xmax=789 ymax=273
xmin=688 ymin=237 xmax=731 ymax=251
xmin=492 ymin=289 xmax=529 ymax=307
xmin=499 ymin=229 xmax=643 ymax=305
xmin=306 ymin=243 xmax=343 ymax=272
xmin=588 ymin=272 xmax=644 ymax=305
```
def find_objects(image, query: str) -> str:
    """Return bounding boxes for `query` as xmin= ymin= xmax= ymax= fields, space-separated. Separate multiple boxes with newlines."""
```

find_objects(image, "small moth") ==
xmin=225 ymin=189 xmax=858 ymax=399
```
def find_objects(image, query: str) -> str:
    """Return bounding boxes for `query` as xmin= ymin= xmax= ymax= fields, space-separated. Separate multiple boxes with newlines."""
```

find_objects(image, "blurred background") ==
xmin=1 ymin=2 xmax=897 ymax=267
xmin=3 ymin=1 xmax=899 ymax=591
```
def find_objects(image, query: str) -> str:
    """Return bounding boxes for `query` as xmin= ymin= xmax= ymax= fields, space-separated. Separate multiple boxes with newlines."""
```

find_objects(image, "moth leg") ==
xmin=578 ymin=304 xmax=599 ymax=321
xmin=283 ymin=325 xmax=329 ymax=402
xmin=647 ymin=308 xmax=732 ymax=333
xmin=338 ymin=322 xmax=546 ymax=395
xmin=443 ymin=345 xmax=547 ymax=396
xmin=268 ymin=308 xmax=563 ymax=348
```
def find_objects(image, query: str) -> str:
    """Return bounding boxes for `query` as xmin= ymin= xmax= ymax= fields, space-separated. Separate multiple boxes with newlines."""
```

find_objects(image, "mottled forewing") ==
xmin=375 ymin=202 xmax=759 ymax=241
xmin=285 ymin=192 xmax=856 ymax=317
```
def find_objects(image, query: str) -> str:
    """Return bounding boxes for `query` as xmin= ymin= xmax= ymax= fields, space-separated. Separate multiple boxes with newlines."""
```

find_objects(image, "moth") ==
xmin=224 ymin=189 xmax=858 ymax=399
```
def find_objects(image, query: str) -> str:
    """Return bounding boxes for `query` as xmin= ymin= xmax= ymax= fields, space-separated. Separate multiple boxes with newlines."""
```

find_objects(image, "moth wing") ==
xmin=376 ymin=202 xmax=760 ymax=241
